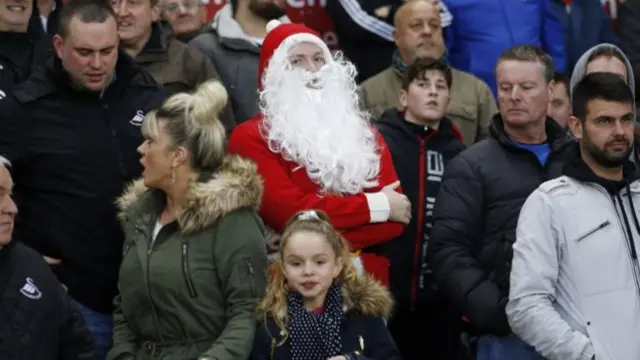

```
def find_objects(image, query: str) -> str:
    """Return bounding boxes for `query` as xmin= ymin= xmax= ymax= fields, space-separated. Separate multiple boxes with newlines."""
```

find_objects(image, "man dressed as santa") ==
xmin=227 ymin=20 xmax=410 ymax=284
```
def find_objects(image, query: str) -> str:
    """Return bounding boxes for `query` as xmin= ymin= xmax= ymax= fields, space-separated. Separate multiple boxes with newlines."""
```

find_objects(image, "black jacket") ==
xmin=0 ymin=241 xmax=94 ymax=359
xmin=325 ymin=0 xmax=398 ymax=82
xmin=427 ymin=115 xmax=575 ymax=336
xmin=0 ymin=53 xmax=167 ymax=313
xmin=375 ymin=109 xmax=466 ymax=309
xmin=0 ymin=30 xmax=52 ymax=95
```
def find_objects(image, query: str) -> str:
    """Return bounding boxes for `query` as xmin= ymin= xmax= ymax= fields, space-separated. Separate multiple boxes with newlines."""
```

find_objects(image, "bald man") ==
xmin=358 ymin=0 xmax=496 ymax=146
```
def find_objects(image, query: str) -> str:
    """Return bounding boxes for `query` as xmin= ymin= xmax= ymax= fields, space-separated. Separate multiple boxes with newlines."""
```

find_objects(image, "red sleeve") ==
xmin=228 ymin=119 xmax=372 ymax=233
xmin=340 ymin=131 xmax=405 ymax=250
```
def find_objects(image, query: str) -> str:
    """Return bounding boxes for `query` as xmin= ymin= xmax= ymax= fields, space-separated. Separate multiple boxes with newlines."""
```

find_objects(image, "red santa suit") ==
xmin=227 ymin=21 xmax=405 ymax=285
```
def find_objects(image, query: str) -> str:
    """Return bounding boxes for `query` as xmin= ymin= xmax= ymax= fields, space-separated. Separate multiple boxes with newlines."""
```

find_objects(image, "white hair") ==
xmin=258 ymin=49 xmax=381 ymax=195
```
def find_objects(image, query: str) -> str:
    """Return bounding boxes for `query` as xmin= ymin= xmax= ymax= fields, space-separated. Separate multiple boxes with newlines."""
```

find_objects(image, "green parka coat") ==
xmin=107 ymin=155 xmax=268 ymax=360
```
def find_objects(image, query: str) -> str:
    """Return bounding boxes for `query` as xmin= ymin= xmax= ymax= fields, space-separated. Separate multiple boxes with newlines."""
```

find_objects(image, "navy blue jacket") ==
xmin=550 ymin=0 xmax=618 ymax=74
xmin=251 ymin=277 xmax=401 ymax=360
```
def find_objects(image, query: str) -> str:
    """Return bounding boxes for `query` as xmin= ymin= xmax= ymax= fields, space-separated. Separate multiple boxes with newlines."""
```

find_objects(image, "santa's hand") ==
xmin=382 ymin=181 xmax=411 ymax=224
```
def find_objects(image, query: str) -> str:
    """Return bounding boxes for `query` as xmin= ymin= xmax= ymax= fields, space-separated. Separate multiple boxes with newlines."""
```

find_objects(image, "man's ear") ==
xmin=568 ymin=115 xmax=582 ymax=140
xmin=399 ymin=89 xmax=408 ymax=109
xmin=52 ymin=34 xmax=64 ymax=60
xmin=548 ymin=79 xmax=556 ymax=100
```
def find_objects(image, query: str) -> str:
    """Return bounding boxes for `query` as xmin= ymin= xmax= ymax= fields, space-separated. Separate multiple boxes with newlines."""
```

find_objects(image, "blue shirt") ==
xmin=515 ymin=142 xmax=551 ymax=166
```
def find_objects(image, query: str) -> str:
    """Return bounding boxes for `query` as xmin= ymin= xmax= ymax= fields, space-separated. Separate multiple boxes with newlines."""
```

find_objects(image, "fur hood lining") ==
xmin=116 ymin=154 xmax=263 ymax=234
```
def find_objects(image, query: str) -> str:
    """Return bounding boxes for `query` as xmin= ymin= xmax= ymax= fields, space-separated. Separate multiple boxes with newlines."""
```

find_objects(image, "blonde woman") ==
xmin=107 ymin=80 xmax=268 ymax=360
xmin=251 ymin=210 xmax=400 ymax=360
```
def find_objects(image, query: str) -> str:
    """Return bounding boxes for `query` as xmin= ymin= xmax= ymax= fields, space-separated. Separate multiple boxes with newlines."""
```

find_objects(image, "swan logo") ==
xmin=20 ymin=278 xmax=42 ymax=300
xmin=129 ymin=110 xmax=145 ymax=126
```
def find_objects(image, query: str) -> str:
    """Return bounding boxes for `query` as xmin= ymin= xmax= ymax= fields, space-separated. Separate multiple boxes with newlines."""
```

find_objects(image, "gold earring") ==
xmin=170 ymin=167 xmax=176 ymax=185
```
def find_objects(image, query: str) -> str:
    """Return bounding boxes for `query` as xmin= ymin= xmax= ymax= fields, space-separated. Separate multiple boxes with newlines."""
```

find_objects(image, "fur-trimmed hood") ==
xmin=273 ymin=274 xmax=394 ymax=320
xmin=116 ymin=154 xmax=263 ymax=234
xmin=341 ymin=274 xmax=394 ymax=319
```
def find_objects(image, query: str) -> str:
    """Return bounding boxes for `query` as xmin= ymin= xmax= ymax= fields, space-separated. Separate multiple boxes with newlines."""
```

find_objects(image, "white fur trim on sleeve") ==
xmin=365 ymin=191 xmax=391 ymax=223
xmin=266 ymin=19 xmax=282 ymax=33
xmin=276 ymin=33 xmax=333 ymax=63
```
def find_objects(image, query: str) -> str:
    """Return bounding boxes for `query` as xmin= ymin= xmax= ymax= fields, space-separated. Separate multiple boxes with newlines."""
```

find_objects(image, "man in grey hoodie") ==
xmin=569 ymin=43 xmax=637 ymax=160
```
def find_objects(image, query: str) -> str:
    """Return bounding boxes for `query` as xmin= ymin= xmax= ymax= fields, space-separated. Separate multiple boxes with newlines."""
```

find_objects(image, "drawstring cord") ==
xmin=614 ymin=185 xmax=640 ymax=298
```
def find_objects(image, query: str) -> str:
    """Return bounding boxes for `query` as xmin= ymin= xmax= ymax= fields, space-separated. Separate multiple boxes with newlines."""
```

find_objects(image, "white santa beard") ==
xmin=260 ymin=61 xmax=381 ymax=195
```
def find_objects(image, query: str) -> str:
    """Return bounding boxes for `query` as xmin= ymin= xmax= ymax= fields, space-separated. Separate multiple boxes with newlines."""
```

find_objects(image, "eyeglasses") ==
xmin=164 ymin=0 xmax=202 ymax=12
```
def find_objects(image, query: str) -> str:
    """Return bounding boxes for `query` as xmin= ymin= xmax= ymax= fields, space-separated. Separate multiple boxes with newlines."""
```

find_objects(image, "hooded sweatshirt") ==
xmin=570 ymin=43 xmax=635 ymax=108
xmin=569 ymin=43 xmax=637 ymax=162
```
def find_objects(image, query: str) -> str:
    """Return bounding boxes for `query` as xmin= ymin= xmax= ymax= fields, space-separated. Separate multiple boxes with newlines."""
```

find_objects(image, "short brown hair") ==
xmin=572 ymin=72 xmax=633 ymax=122
xmin=402 ymin=57 xmax=453 ymax=90
xmin=58 ymin=0 xmax=116 ymax=38
xmin=497 ymin=45 xmax=555 ymax=83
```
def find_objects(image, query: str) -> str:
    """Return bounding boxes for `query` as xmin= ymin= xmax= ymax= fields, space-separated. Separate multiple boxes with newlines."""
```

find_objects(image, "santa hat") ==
xmin=258 ymin=20 xmax=333 ymax=89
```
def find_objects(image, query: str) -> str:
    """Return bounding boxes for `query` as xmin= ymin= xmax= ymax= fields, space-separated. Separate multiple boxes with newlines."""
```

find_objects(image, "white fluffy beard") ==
xmin=259 ymin=56 xmax=381 ymax=195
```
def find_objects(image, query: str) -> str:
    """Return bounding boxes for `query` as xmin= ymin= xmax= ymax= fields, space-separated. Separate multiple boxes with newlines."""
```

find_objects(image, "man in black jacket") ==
xmin=377 ymin=57 xmax=466 ymax=359
xmin=0 ymin=160 xmax=95 ymax=360
xmin=427 ymin=45 xmax=574 ymax=360
xmin=0 ymin=0 xmax=53 ymax=96
xmin=0 ymin=0 xmax=167 ymax=357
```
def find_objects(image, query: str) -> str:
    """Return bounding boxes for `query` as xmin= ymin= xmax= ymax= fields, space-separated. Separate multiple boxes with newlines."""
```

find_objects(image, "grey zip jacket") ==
xmin=507 ymin=175 xmax=640 ymax=360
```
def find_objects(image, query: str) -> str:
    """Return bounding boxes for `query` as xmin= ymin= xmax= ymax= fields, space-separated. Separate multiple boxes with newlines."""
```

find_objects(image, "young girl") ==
xmin=251 ymin=210 xmax=401 ymax=360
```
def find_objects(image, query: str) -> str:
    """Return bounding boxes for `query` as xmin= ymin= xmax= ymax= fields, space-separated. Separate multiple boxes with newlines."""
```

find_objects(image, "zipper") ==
xmin=575 ymin=220 xmax=611 ymax=242
xmin=145 ymin=229 xmax=165 ymax=344
xmin=122 ymin=243 xmax=132 ymax=257
xmin=182 ymin=242 xmax=198 ymax=298
xmin=245 ymin=259 xmax=256 ymax=297
xmin=612 ymin=193 xmax=640 ymax=300
xmin=411 ymin=133 xmax=433 ymax=307
xmin=591 ymin=184 xmax=640 ymax=301
xmin=513 ymin=137 xmax=571 ymax=181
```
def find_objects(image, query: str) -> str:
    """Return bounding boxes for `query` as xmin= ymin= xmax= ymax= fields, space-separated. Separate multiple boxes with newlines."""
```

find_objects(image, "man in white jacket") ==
xmin=507 ymin=72 xmax=640 ymax=360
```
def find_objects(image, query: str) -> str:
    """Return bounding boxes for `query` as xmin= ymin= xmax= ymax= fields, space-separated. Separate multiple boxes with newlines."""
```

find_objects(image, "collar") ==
xmin=489 ymin=114 xmax=574 ymax=151
xmin=135 ymin=22 xmax=170 ymax=64
xmin=563 ymin=143 xmax=639 ymax=194
xmin=386 ymin=109 xmax=463 ymax=141
xmin=0 ymin=30 xmax=35 ymax=43
xmin=391 ymin=49 xmax=450 ymax=74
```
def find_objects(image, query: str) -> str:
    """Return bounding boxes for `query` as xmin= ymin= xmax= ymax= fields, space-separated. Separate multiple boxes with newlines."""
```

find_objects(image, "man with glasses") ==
xmin=162 ymin=0 xmax=207 ymax=43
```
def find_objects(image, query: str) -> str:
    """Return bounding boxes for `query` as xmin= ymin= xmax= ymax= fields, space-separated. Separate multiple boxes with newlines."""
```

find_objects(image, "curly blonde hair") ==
xmin=256 ymin=210 xmax=361 ymax=336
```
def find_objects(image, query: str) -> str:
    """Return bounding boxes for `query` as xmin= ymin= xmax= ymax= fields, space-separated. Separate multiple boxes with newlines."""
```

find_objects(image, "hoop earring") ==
xmin=170 ymin=167 xmax=176 ymax=185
